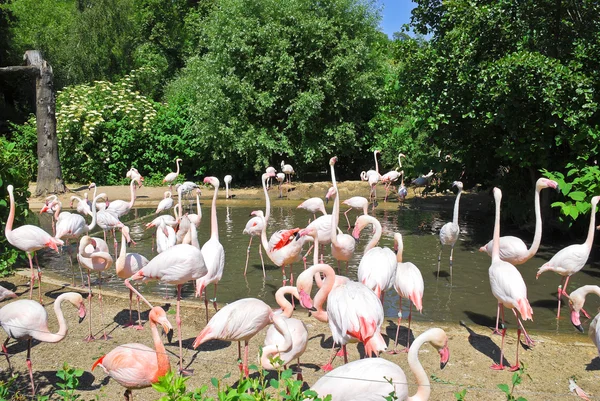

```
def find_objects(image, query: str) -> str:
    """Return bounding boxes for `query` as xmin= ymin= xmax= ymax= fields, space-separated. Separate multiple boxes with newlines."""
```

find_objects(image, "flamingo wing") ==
xmin=98 ymin=343 xmax=158 ymax=389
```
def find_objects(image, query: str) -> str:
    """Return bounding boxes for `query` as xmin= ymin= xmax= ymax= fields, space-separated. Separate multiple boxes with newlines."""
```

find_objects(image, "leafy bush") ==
xmin=7 ymin=115 xmax=37 ymax=181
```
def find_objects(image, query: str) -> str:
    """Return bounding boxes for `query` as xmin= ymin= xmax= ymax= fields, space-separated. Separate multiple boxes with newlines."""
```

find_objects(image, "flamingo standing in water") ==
xmin=488 ymin=188 xmax=534 ymax=371
xmin=341 ymin=196 xmax=369 ymax=229
xmin=297 ymin=187 xmax=335 ymax=221
xmin=536 ymin=195 xmax=600 ymax=319
xmin=276 ymin=172 xmax=286 ymax=198
xmin=163 ymin=158 xmax=182 ymax=192
xmin=77 ymin=236 xmax=114 ymax=341
xmin=390 ymin=233 xmax=424 ymax=353
xmin=155 ymin=191 xmax=174 ymax=214
xmin=92 ymin=306 xmax=172 ymax=401
xmin=381 ymin=153 xmax=405 ymax=201
xmin=352 ymin=215 xmax=396 ymax=301
xmin=243 ymin=172 xmax=274 ymax=277
xmin=106 ymin=179 xmax=137 ymax=217
xmin=437 ymin=181 xmax=463 ymax=281
xmin=310 ymin=328 xmax=449 ymax=401
xmin=296 ymin=263 xmax=386 ymax=371
xmin=125 ymin=243 xmax=206 ymax=374
xmin=223 ymin=175 xmax=232 ymax=199
xmin=329 ymin=157 xmax=355 ymax=273
xmin=364 ymin=150 xmax=381 ymax=202
xmin=196 ymin=177 xmax=225 ymax=323
xmin=0 ymin=292 xmax=86 ymax=395
xmin=193 ymin=287 xmax=300 ymax=377
xmin=116 ymin=226 xmax=149 ymax=329
xmin=5 ymin=185 xmax=63 ymax=301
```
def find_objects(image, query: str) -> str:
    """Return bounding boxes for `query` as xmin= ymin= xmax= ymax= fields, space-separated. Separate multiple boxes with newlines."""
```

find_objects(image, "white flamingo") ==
xmin=243 ymin=172 xmax=274 ymax=277
xmin=329 ymin=157 xmax=355 ymax=273
xmin=281 ymin=160 xmax=295 ymax=184
xmin=276 ymin=172 xmax=286 ymax=198
xmin=106 ymin=179 xmax=137 ymax=217
xmin=437 ymin=181 xmax=463 ymax=280
xmin=223 ymin=175 xmax=232 ymax=199
xmin=163 ymin=158 xmax=182 ymax=192
xmin=341 ymin=196 xmax=369 ymax=229
xmin=296 ymin=187 xmax=335 ymax=220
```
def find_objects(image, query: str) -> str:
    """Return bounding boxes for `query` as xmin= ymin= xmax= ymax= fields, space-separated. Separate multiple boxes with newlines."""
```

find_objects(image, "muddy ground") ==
xmin=0 ymin=181 xmax=595 ymax=400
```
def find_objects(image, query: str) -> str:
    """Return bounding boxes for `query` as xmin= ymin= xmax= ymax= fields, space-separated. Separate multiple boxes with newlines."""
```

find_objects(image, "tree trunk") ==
xmin=25 ymin=51 xmax=67 ymax=196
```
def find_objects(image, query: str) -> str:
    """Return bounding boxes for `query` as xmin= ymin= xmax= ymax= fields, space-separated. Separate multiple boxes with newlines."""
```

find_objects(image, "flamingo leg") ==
xmin=237 ymin=341 xmax=243 ymax=374
xmin=344 ymin=208 xmax=352 ymax=229
xmin=404 ymin=302 xmax=413 ymax=352
xmin=513 ymin=310 xmax=534 ymax=347
xmin=436 ymin=248 xmax=443 ymax=279
xmin=123 ymin=288 xmax=134 ymax=328
xmin=258 ymin=241 xmax=265 ymax=278
xmin=449 ymin=245 xmax=455 ymax=284
xmin=243 ymin=340 xmax=250 ymax=378
xmin=135 ymin=285 xmax=143 ymax=330
xmin=321 ymin=342 xmax=338 ymax=372
xmin=176 ymin=284 xmax=192 ymax=376
xmin=36 ymin=264 xmax=42 ymax=304
xmin=2 ymin=337 xmax=11 ymax=370
xmin=84 ymin=272 xmax=95 ymax=342
xmin=296 ymin=358 xmax=303 ymax=381
xmin=493 ymin=302 xmax=504 ymax=335
xmin=98 ymin=273 xmax=111 ymax=340
xmin=203 ymin=287 xmax=209 ymax=324
xmin=244 ymin=237 xmax=252 ymax=276
xmin=212 ymin=284 xmax=218 ymax=312
xmin=509 ymin=329 xmax=522 ymax=372
xmin=389 ymin=296 xmax=403 ymax=354
xmin=557 ymin=276 xmax=571 ymax=319
xmin=27 ymin=252 xmax=35 ymax=300
xmin=491 ymin=328 xmax=507 ymax=370
xmin=26 ymin=339 xmax=34 ymax=395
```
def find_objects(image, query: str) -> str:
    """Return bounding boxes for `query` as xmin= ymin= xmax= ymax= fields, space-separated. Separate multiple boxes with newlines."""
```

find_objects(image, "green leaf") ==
xmin=497 ymin=383 xmax=510 ymax=394
xmin=569 ymin=191 xmax=587 ymax=201
xmin=281 ymin=369 xmax=293 ymax=380
xmin=270 ymin=378 xmax=279 ymax=389
xmin=211 ymin=377 xmax=219 ymax=388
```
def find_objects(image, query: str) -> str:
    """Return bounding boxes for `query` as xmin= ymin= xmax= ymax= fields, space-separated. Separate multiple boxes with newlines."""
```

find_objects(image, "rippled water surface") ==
xmin=32 ymin=195 xmax=600 ymax=335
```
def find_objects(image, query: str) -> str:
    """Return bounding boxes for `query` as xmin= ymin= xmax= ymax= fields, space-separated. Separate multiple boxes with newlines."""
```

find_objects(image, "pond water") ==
xmin=33 ymin=196 xmax=600 ymax=336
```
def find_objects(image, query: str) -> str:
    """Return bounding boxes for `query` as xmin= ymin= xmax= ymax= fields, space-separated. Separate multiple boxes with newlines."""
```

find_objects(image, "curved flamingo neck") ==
xmin=177 ymin=187 xmax=184 ymax=222
xmin=260 ymin=315 xmax=292 ymax=368
xmin=363 ymin=216 xmax=382 ymax=254
xmin=275 ymin=286 xmax=297 ymax=318
xmin=492 ymin=190 xmax=501 ymax=263
xmin=452 ymin=188 xmax=462 ymax=226
xmin=526 ymin=185 xmax=544 ymax=259
xmin=406 ymin=332 xmax=435 ymax=401
xmin=330 ymin=163 xmax=340 ymax=246
xmin=190 ymin=220 xmax=200 ymax=249
xmin=37 ymin=293 xmax=74 ymax=342
xmin=150 ymin=317 xmax=170 ymax=379
xmin=262 ymin=174 xmax=271 ymax=223
xmin=312 ymin=264 xmax=336 ymax=322
xmin=394 ymin=233 xmax=403 ymax=263
xmin=585 ymin=199 xmax=599 ymax=249
xmin=374 ymin=151 xmax=379 ymax=174
xmin=87 ymin=193 xmax=103 ymax=232
xmin=175 ymin=159 xmax=181 ymax=175
xmin=580 ymin=285 xmax=600 ymax=301
xmin=128 ymin=179 xmax=137 ymax=209
xmin=195 ymin=193 xmax=202 ymax=219
xmin=116 ymin=231 xmax=127 ymax=275
xmin=258 ymin=214 xmax=274 ymax=263
xmin=210 ymin=182 xmax=219 ymax=240
xmin=53 ymin=201 xmax=62 ymax=221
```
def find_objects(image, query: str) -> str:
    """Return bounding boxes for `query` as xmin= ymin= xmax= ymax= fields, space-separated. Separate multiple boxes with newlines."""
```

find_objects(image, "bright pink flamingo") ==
xmin=193 ymin=287 xmax=300 ymax=377
xmin=297 ymin=187 xmax=335 ymax=221
xmin=341 ymin=196 xmax=369 ymax=229
xmin=261 ymin=286 xmax=308 ymax=380
xmin=0 ymin=292 xmax=86 ymax=395
xmin=390 ymin=233 xmax=424 ymax=353
xmin=437 ymin=181 xmax=463 ymax=281
xmin=196 ymin=176 xmax=225 ymax=323
xmin=252 ymin=210 xmax=304 ymax=286
xmin=125 ymin=243 xmax=206 ymax=374
xmin=352 ymin=215 xmax=396 ymax=301
xmin=106 ymin=179 xmax=137 ymax=217
xmin=92 ymin=306 xmax=172 ymax=401
xmin=163 ymin=158 xmax=182 ymax=192
xmin=41 ymin=194 xmax=59 ymax=234
xmin=488 ymin=188 xmax=534 ymax=371
xmin=5 ymin=185 xmax=63 ymax=302
xmin=537 ymin=195 xmax=600 ymax=319
xmin=243 ymin=172 xmax=274 ymax=277
xmin=77 ymin=235 xmax=113 ymax=342
xmin=296 ymin=263 xmax=386 ymax=371
xmin=117 ymin=226 xmax=149 ymax=329
xmin=329 ymin=157 xmax=355 ymax=273
xmin=311 ymin=328 xmax=449 ymax=401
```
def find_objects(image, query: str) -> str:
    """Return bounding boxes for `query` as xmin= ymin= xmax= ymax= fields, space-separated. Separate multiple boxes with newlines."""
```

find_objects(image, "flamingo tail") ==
xmin=517 ymin=298 xmax=533 ymax=321
xmin=91 ymin=355 xmax=105 ymax=371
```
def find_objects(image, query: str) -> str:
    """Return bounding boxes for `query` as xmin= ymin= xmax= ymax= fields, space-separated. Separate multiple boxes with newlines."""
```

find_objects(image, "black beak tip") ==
xmin=441 ymin=361 xmax=448 ymax=369
xmin=309 ymin=306 xmax=317 ymax=312
xmin=167 ymin=329 xmax=174 ymax=343
xmin=79 ymin=316 xmax=85 ymax=324
xmin=574 ymin=323 xmax=584 ymax=333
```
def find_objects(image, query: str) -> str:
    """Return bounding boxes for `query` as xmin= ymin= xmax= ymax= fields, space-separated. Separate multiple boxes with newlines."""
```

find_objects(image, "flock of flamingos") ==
xmin=1 ymin=152 xmax=600 ymax=400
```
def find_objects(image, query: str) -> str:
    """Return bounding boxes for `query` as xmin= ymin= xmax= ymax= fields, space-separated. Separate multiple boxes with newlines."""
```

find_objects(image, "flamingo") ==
xmin=156 ymin=216 xmax=177 ymax=254
xmin=411 ymin=170 xmax=434 ymax=197
xmin=70 ymin=193 xmax=92 ymax=216
xmin=381 ymin=153 xmax=405 ymax=201
xmin=77 ymin=235 xmax=114 ymax=342
xmin=397 ymin=171 xmax=408 ymax=203
xmin=116 ymin=226 xmax=149 ymax=329
xmin=296 ymin=263 xmax=386 ymax=371
xmin=437 ymin=181 xmax=463 ymax=280
xmin=352 ymin=215 xmax=396 ymax=301
xmin=0 ymin=285 xmax=16 ymax=301
xmin=329 ymin=157 xmax=355 ymax=273
xmin=341 ymin=196 xmax=369 ymax=229
xmin=281 ymin=160 xmax=295 ymax=184
xmin=536 ymin=195 xmax=600 ymax=319
xmin=106 ymin=179 xmax=137 ymax=217
xmin=125 ymin=243 xmax=207 ymax=374
xmin=390 ymin=233 xmax=424 ymax=353
xmin=479 ymin=178 xmax=559 ymax=264
xmin=223 ymin=175 xmax=232 ymax=199
xmin=252 ymin=210 xmax=304 ymax=286
xmin=265 ymin=166 xmax=277 ymax=189
xmin=243 ymin=172 xmax=274 ymax=277
xmin=296 ymin=187 xmax=335 ymax=221
xmin=88 ymin=183 xmax=107 ymax=211
xmin=126 ymin=167 xmax=144 ymax=187
xmin=568 ymin=285 xmax=600 ymax=333
xmin=276 ymin=172 xmax=286 ymax=198
xmin=0 ymin=292 xmax=86 ymax=395
xmin=192 ymin=288 xmax=300 ymax=377
xmin=365 ymin=150 xmax=381 ymax=201
xmin=40 ymin=195 xmax=59 ymax=235
xmin=488 ymin=187 xmax=534 ymax=371
xmin=5 ymin=185 xmax=63 ymax=302
xmin=92 ymin=306 xmax=172 ymax=401
xmin=261 ymin=286 xmax=308 ymax=380
xmin=196 ymin=177 xmax=225 ymax=323
xmin=96 ymin=207 xmax=123 ymax=257
xmin=155 ymin=191 xmax=174 ymax=214
xmin=163 ymin=158 xmax=182 ymax=192
xmin=310 ymin=328 xmax=449 ymax=401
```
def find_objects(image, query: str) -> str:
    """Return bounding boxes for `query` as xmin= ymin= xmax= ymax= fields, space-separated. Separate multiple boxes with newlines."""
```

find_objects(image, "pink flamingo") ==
xmin=77 ymin=235 xmax=114 ymax=341
xmin=70 ymin=193 xmax=92 ymax=216
xmin=125 ymin=243 xmax=206 ymax=374
xmin=365 ymin=150 xmax=381 ymax=201
xmin=126 ymin=167 xmax=144 ymax=187
xmin=536 ymin=195 xmax=600 ymax=319
xmin=163 ymin=158 xmax=182 ymax=192
xmin=329 ymin=157 xmax=355 ymax=273
xmin=488 ymin=188 xmax=534 ymax=371
xmin=193 ymin=287 xmax=300 ymax=377
xmin=252 ymin=210 xmax=304 ymax=286
xmin=106 ymin=179 xmax=137 ymax=217
xmin=352 ymin=215 xmax=396 ymax=301
xmin=397 ymin=171 xmax=408 ymax=203
xmin=243 ymin=172 xmax=274 ymax=277
xmin=0 ymin=285 xmax=16 ymax=301
xmin=265 ymin=166 xmax=277 ymax=188
xmin=281 ymin=160 xmax=295 ymax=184
xmin=390 ymin=233 xmax=424 ymax=353
xmin=341 ymin=196 xmax=369 ymax=229
xmin=196 ymin=177 xmax=225 ymax=323
xmin=261 ymin=286 xmax=308 ymax=380
xmin=297 ymin=187 xmax=335 ymax=221
xmin=479 ymin=178 xmax=559 ymax=263
xmin=5 ymin=185 xmax=63 ymax=302
xmin=437 ymin=181 xmax=463 ymax=281
xmin=96 ymin=207 xmax=123 ymax=257
xmin=92 ymin=306 xmax=172 ymax=401
xmin=0 ymin=292 xmax=86 ymax=395
xmin=88 ymin=183 xmax=108 ymax=211
xmin=310 ymin=328 xmax=449 ymax=401
xmin=568 ymin=285 xmax=600 ymax=333
xmin=380 ymin=153 xmax=405 ymax=201
xmin=296 ymin=263 xmax=386 ymax=371
xmin=117 ymin=226 xmax=149 ymax=329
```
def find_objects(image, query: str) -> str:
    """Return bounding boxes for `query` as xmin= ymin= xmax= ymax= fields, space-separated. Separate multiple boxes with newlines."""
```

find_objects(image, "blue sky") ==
xmin=379 ymin=0 xmax=417 ymax=38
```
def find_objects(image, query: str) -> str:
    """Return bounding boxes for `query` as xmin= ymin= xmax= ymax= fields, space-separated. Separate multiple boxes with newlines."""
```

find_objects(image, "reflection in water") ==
xmin=32 ymin=199 xmax=600 ymax=334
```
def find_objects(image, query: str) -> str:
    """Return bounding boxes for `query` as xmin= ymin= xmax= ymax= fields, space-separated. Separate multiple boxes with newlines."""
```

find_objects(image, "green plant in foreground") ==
xmin=56 ymin=362 xmax=84 ymax=401
xmin=454 ymin=388 xmax=467 ymax=400
xmin=497 ymin=362 xmax=530 ymax=401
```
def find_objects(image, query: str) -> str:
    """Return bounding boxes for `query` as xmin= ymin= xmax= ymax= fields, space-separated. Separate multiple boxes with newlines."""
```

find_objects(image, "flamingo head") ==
xmin=536 ymin=177 xmax=559 ymax=191
xmin=295 ymin=269 xmax=315 ymax=310
xmin=329 ymin=156 xmax=337 ymax=166
xmin=351 ymin=215 xmax=370 ymax=240
xmin=203 ymin=176 xmax=219 ymax=188
xmin=66 ymin=293 xmax=87 ymax=323
xmin=122 ymin=225 xmax=133 ymax=245
xmin=149 ymin=306 xmax=174 ymax=342
xmin=452 ymin=181 xmax=463 ymax=191
xmin=250 ymin=210 xmax=264 ymax=218
xmin=325 ymin=187 xmax=336 ymax=204
xmin=567 ymin=287 xmax=587 ymax=333
xmin=426 ymin=328 xmax=450 ymax=369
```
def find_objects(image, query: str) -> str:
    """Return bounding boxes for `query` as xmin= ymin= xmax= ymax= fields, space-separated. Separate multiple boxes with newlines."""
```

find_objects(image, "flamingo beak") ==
xmin=299 ymin=289 xmax=313 ymax=309
xmin=78 ymin=303 xmax=87 ymax=323
xmin=571 ymin=310 xmax=584 ymax=333
xmin=167 ymin=328 xmax=174 ymax=343
xmin=439 ymin=343 xmax=450 ymax=369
